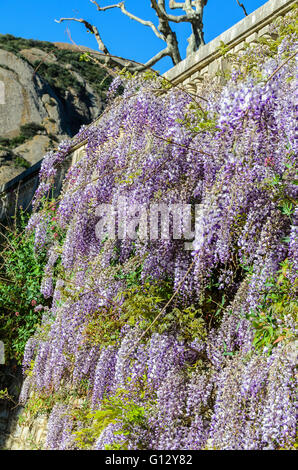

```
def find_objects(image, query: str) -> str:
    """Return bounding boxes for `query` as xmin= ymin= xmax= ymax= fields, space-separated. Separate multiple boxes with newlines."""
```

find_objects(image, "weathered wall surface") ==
xmin=3 ymin=401 xmax=48 ymax=450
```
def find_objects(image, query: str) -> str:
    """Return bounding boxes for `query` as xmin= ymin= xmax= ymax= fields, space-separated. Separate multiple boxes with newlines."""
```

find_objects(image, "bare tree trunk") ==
xmin=150 ymin=0 xmax=182 ymax=65
xmin=169 ymin=0 xmax=207 ymax=56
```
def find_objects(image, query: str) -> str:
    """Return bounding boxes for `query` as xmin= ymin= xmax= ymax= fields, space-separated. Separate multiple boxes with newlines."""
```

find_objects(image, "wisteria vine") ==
xmin=20 ymin=15 xmax=297 ymax=451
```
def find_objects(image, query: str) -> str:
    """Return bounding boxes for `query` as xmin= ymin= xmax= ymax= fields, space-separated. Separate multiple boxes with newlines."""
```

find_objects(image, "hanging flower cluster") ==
xmin=21 ymin=19 xmax=297 ymax=450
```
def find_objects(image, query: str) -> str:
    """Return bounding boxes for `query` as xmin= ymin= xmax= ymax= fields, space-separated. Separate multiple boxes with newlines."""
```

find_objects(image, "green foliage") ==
xmin=82 ymin=306 xmax=123 ymax=348
xmin=0 ymin=387 xmax=12 ymax=401
xmin=115 ymin=169 xmax=143 ymax=186
xmin=0 ymin=145 xmax=30 ymax=169
xmin=166 ymin=305 xmax=207 ymax=343
xmin=80 ymin=246 xmax=216 ymax=351
xmin=119 ymin=69 xmax=138 ymax=81
xmin=278 ymin=200 xmax=294 ymax=219
xmin=0 ymin=211 xmax=48 ymax=363
xmin=0 ymin=34 xmax=55 ymax=54
xmin=79 ymin=53 xmax=91 ymax=63
xmin=263 ymin=155 xmax=297 ymax=220
xmin=206 ymin=294 xmax=227 ymax=321
xmin=19 ymin=123 xmax=46 ymax=139
xmin=17 ymin=381 xmax=92 ymax=429
xmin=0 ymin=137 xmax=11 ymax=147
xmin=83 ymin=268 xmax=208 ymax=350
xmin=216 ymin=7 xmax=298 ymax=82
xmin=117 ymin=278 xmax=172 ymax=329
xmin=217 ymin=40 xmax=232 ymax=57
xmin=0 ymin=134 xmax=26 ymax=149
xmin=61 ymin=50 xmax=112 ymax=97
xmin=74 ymin=382 xmax=153 ymax=450
xmin=14 ymin=155 xmax=31 ymax=169
xmin=178 ymin=102 xmax=219 ymax=134
xmin=247 ymin=259 xmax=297 ymax=353
xmin=142 ymin=69 xmax=159 ymax=82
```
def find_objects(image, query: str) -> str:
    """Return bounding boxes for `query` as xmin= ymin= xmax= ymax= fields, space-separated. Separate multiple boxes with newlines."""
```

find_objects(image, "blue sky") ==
xmin=0 ymin=0 xmax=268 ymax=72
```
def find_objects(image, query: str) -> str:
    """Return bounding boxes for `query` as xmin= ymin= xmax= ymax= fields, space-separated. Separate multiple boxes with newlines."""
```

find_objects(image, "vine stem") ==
xmin=125 ymin=251 xmax=200 ymax=358
xmin=265 ymin=51 xmax=298 ymax=83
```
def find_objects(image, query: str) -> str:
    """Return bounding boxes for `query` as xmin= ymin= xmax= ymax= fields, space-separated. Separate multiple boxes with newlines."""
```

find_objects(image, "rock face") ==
xmin=0 ymin=50 xmax=48 ymax=138
xmin=0 ymin=35 xmax=111 ymax=185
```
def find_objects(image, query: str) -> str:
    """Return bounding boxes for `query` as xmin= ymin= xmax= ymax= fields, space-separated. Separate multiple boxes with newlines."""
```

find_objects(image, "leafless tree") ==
xmin=56 ymin=1 xmax=248 ymax=71
xmin=55 ymin=0 xmax=208 ymax=71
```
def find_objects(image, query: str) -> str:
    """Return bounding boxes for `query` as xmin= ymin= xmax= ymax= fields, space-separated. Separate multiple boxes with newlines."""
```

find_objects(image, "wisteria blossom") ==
xmin=21 ymin=19 xmax=297 ymax=451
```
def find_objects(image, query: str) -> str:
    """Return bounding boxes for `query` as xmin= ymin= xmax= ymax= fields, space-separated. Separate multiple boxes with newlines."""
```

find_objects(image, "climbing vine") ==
xmin=11 ymin=8 xmax=298 ymax=450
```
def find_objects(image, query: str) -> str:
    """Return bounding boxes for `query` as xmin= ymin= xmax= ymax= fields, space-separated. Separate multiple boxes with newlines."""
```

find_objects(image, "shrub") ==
xmin=0 ymin=211 xmax=48 ymax=363
xmin=19 ymin=123 xmax=46 ymax=139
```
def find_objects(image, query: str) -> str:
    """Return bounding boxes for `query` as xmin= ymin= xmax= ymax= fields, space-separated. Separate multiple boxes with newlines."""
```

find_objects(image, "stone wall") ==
xmin=164 ymin=0 xmax=296 ymax=93
xmin=3 ymin=404 xmax=48 ymax=450
xmin=0 ymin=143 xmax=86 ymax=224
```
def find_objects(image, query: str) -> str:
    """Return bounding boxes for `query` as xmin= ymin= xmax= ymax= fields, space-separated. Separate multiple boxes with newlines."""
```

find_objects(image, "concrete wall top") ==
xmin=164 ymin=0 xmax=296 ymax=84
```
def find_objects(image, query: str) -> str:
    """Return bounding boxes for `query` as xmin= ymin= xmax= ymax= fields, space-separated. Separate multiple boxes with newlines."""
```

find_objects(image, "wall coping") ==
xmin=164 ymin=0 xmax=296 ymax=84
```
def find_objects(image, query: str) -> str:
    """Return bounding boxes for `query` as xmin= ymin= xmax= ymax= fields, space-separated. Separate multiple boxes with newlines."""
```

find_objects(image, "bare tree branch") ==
xmin=152 ymin=1 xmax=206 ymax=55
xmin=236 ymin=0 xmax=248 ymax=17
xmin=91 ymin=0 xmax=182 ymax=66
xmin=65 ymin=25 xmax=118 ymax=80
xmin=55 ymin=17 xmax=172 ymax=72
xmin=55 ymin=1 xmax=209 ymax=72
xmin=133 ymin=47 xmax=171 ymax=71
xmin=90 ymin=0 xmax=123 ymax=11
xmin=55 ymin=17 xmax=110 ymax=54
xmin=169 ymin=0 xmax=187 ymax=9
xmin=170 ymin=0 xmax=193 ymax=13
xmin=91 ymin=0 xmax=166 ymax=42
